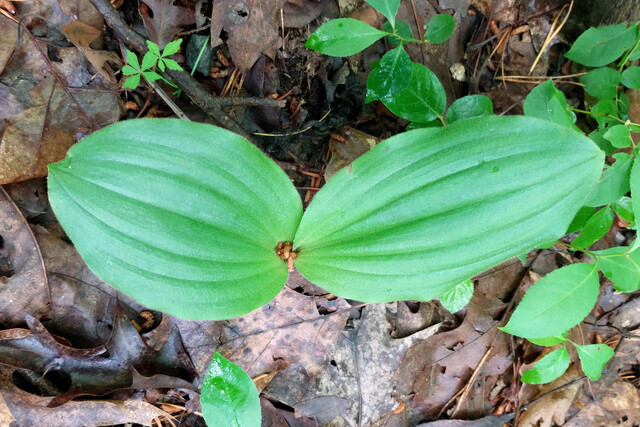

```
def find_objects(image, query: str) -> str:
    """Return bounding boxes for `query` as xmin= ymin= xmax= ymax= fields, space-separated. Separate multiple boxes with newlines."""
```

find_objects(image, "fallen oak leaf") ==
xmin=0 ymin=304 xmax=196 ymax=407
xmin=140 ymin=0 xmax=195 ymax=48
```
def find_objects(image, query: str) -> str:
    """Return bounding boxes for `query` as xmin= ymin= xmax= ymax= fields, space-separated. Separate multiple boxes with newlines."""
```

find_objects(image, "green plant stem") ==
xmin=191 ymin=35 xmax=210 ymax=77
xmin=570 ymin=107 xmax=627 ymax=125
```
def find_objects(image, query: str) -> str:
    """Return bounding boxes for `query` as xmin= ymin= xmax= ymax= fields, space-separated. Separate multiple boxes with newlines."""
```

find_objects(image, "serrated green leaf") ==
xmin=293 ymin=116 xmax=604 ymax=303
xmin=381 ymin=62 xmax=446 ymax=122
xmin=201 ymin=351 xmax=261 ymax=427
xmin=565 ymin=23 xmax=637 ymax=67
xmin=500 ymin=263 xmax=599 ymax=339
xmin=445 ymin=95 xmax=493 ymax=124
xmin=424 ymin=14 xmax=455 ymax=44
xmin=572 ymin=207 xmax=614 ymax=249
xmin=142 ymin=71 xmax=163 ymax=82
xmin=585 ymin=152 xmax=633 ymax=207
xmin=580 ymin=67 xmax=620 ymax=99
xmin=366 ymin=46 xmax=413 ymax=103
xmin=121 ymin=74 xmax=140 ymax=89
xmin=48 ymin=119 xmax=302 ymax=320
xmin=125 ymin=49 xmax=140 ymax=69
xmin=162 ymin=58 xmax=183 ymax=71
xmin=612 ymin=196 xmax=634 ymax=223
xmin=622 ymin=66 xmax=640 ymax=89
xmin=604 ymin=124 xmax=632 ymax=148
xmin=162 ymin=38 xmax=183 ymax=56
xmin=146 ymin=40 xmax=161 ymax=56
xmin=382 ymin=20 xmax=415 ymax=45
xmin=574 ymin=343 xmax=615 ymax=381
xmin=593 ymin=246 xmax=640 ymax=292
xmin=632 ymin=157 xmax=640 ymax=224
xmin=121 ymin=65 xmax=139 ymax=76
xmin=305 ymin=18 xmax=389 ymax=57
xmin=521 ymin=347 xmax=570 ymax=384
xmin=141 ymin=51 xmax=157 ymax=71
xmin=567 ymin=206 xmax=596 ymax=234
xmin=528 ymin=332 xmax=568 ymax=347
xmin=440 ymin=279 xmax=473 ymax=313
xmin=523 ymin=80 xmax=578 ymax=130
xmin=367 ymin=0 xmax=400 ymax=27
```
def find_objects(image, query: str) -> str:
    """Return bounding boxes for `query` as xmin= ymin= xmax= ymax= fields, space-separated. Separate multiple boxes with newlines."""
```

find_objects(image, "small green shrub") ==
xmin=122 ymin=39 xmax=183 ymax=89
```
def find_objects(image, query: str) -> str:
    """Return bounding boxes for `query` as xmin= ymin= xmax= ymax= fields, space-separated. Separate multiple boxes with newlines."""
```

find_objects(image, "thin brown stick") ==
xmin=529 ymin=0 xmax=573 ymax=75
xmin=409 ymin=0 xmax=426 ymax=65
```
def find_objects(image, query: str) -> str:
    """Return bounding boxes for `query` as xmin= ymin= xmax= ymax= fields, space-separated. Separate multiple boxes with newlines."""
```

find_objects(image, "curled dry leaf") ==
xmin=62 ymin=20 xmax=123 ymax=83
xmin=0 ymin=364 xmax=171 ymax=427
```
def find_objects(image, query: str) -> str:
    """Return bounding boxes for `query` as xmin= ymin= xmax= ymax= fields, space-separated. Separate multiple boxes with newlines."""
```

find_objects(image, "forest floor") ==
xmin=1 ymin=0 xmax=639 ymax=425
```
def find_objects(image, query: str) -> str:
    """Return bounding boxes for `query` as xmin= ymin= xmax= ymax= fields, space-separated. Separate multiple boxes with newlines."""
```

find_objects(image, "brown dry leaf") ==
xmin=0 ymin=365 xmax=171 ymax=427
xmin=263 ymin=303 xmax=441 ymax=425
xmin=140 ymin=0 xmax=195 ymax=48
xmin=283 ymin=0 xmax=325 ymax=28
xmin=517 ymin=365 xmax=582 ymax=427
xmin=393 ymin=259 xmax=532 ymax=420
xmin=0 ymin=18 xmax=120 ymax=185
xmin=210 ymin=0 xmax=283 ymax=73
xmin=0 ymin=187 xmax=49 ymax=327
xmin=0 ymin=16 xmax=17 ymax=74
xmin=0 ymin=305 xmax=196 ymax=407
xmin=62 ymin=20 xmax=122 ymax=83
xmin=218 ymin=286 xmax=351 ymax=378
xmin=0 ymin=392 xmax=16 ymax=425
xmin=325 ymin=126 xmax=380 ymax=181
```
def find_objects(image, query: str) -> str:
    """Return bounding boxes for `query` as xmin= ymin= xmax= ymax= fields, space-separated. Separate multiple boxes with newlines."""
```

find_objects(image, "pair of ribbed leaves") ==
xmin=48 ymin=116 xmax=604 ymax=320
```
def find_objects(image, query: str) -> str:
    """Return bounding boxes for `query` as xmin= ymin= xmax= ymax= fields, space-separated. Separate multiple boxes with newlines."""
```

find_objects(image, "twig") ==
xmin=528 ymin=0 xmax=573 ymax=75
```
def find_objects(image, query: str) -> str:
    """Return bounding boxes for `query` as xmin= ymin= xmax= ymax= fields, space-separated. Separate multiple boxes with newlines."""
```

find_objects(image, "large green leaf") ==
xmin=293 ymin=116 xmax=604 ymax=303
xmin=382 ymin=62 xmax=446 ymax=123
xmin=366 ymin=46 xmax=413 ymax=103
xmin=564 ymin=23 xmax=637 ymax=67
xmin=305 ymin=18 xmax=389 ymax=57
xmin=201 ymin=351 xmax=261 ymax=427
xmin=48 ymin=119 xmax=302 ymax=320
xmin=501 ymin=263 xmax=600 ymax=339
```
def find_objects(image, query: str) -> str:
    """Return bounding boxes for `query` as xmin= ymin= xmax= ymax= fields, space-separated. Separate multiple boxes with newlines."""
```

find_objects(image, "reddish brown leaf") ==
xmin=210 ymin=0 xmax=283 ymax=73
xmin=140 ymin=0 xmax=195 ymax=48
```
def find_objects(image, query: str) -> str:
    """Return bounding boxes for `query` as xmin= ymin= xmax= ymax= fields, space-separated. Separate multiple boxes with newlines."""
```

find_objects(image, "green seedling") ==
xmin=122 ymin=39 xmax=183 ymax=90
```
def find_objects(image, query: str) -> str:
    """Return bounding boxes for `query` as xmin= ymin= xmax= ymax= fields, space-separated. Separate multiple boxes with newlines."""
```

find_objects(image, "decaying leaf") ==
xmin=210 ymin=0 xmax=283 ymax=73
xmin=0 ymin=187 xmax=49 ymax=327
xmin=0 ymin=365 xmax=171 ymax=427
xmin=0 ymin=304 xmax=196 ymax=407
xmin=283 ymin=0 xmax=325 ymax=28
xmin=218 ymin=287 xmax=351 ymax=377
xmin=0 ymin=18 xmax=120 ymax=185
xmin=62 ymin=20 xmax=122 ymax=83
xmin=140 ymin=0 xmax=195 ymax=48
xmin=325 ymin=126 xmax=380 ymax=181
